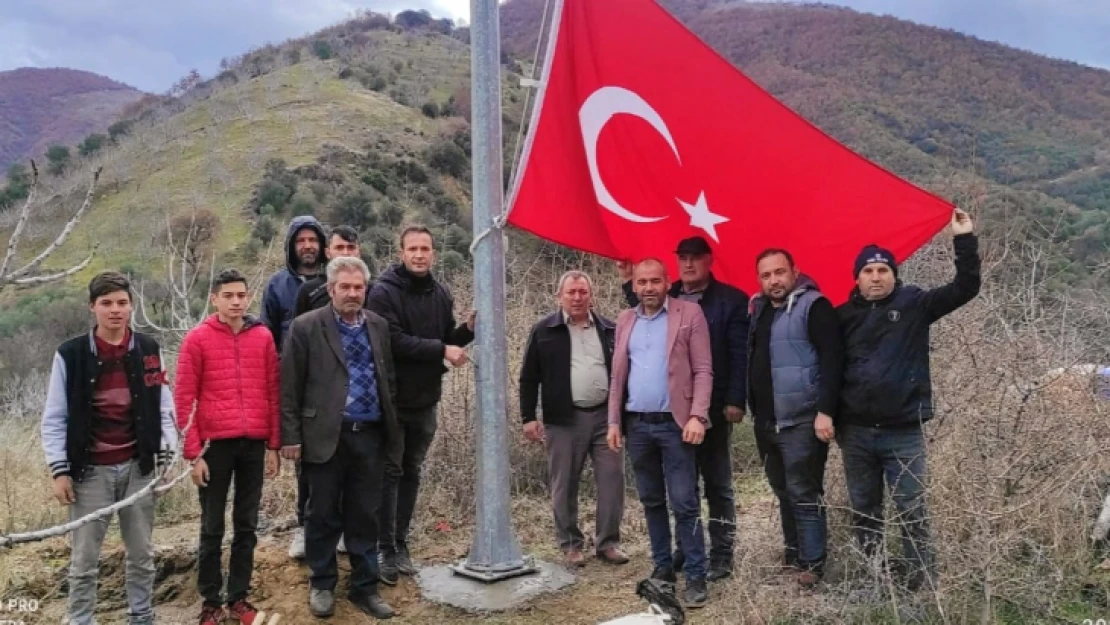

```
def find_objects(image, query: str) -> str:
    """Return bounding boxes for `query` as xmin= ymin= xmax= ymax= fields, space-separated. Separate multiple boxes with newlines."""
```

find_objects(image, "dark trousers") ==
xmin=378 ymin=405 xmax=437 ymax=553
xmin=754 ymin=420 xmax=829 ymax=571
xmin=304 ymin=424 xmax=385 ymax=595
xmin=676 ymin=408 xmax=736 ymax=566
xmin=296 ymin=462 xmax=309 ymax=526
xmin=838 ymin=424 xmax=933 ymax=577
xmin=545 ymin=405 xmax=624 ymax=553
xmin=197 ymin=438 xmax=266 ymax=606
xmin=626 ymin=413 xmax=707 ymax=580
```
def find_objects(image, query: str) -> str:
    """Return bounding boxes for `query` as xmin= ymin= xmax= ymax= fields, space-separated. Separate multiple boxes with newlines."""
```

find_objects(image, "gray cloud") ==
xmin=2 ymin=0 xmax=1108 ymax=93
xmin=0 ymin=0 xmax=465 ymax=92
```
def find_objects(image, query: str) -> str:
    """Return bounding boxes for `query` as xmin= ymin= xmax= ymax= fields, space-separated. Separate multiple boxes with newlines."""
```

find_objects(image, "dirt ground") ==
xmin=1 ymin=488 xmax=854 ymax=625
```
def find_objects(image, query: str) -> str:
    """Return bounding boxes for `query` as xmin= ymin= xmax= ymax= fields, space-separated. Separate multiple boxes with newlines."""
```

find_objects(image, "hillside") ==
xmin=503 ymin=0 xmax=1110 ymax=282
xmin=2 ymin=7 xmax=1110 ymax=625
xmin=0 ymin=68 xmax=145 ymax=171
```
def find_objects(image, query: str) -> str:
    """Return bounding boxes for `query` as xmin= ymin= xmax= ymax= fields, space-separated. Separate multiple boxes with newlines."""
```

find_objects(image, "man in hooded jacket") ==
xmin=260 ymin=215 xmax=327 ymax=560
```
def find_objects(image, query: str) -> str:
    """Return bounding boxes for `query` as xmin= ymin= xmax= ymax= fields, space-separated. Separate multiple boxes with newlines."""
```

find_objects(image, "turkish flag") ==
xmin=506 ymin=0 xmax=954 ymax=304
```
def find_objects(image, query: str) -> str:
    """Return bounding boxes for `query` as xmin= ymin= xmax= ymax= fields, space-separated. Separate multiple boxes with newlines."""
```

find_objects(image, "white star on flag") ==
xmin=677 ymin=192 xmax=729 ymax=242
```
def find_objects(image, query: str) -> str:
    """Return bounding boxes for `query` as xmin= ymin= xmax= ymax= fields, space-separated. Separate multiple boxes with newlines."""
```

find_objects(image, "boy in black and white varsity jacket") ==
xmin=40 ymin=271 xmax=178 ymax=625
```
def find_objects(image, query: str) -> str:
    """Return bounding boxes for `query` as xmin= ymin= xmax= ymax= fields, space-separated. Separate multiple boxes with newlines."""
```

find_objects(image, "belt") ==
xmin=340 ymin=420 xmax=381 ymax=432
xmin=627 ymin=411 xmax=672 ymax=424
xmin=573 ymin=400 xmax=608 ymax=411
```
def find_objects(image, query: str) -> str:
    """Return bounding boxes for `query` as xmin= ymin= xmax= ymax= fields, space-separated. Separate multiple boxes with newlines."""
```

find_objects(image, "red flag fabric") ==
xmin=506 ymin=0 xmax=954 ymax=304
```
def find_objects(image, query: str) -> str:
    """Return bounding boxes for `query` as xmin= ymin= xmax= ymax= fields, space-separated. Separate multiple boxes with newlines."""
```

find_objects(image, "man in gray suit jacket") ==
xmin=281 ymin=256 xmax=402 ymax=620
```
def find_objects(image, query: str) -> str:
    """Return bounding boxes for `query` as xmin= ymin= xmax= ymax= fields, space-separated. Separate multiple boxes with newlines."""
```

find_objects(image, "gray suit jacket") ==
xmin=280 ymin=305 xmax=402 ymax=466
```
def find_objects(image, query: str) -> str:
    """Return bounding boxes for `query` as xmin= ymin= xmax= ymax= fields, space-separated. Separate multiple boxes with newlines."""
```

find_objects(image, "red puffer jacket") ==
xmin=174 ymin=314 xmax=280 ymax=460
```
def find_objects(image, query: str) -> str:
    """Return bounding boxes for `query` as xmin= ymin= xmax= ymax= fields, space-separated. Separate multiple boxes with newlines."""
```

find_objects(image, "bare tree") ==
xmin=0 ymin=162 xmax=101 ymax=293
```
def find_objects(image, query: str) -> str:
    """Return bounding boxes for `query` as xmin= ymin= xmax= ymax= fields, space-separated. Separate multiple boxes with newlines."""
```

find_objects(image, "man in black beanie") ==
xmin=836 ymin=208 xmax=980 ymax=591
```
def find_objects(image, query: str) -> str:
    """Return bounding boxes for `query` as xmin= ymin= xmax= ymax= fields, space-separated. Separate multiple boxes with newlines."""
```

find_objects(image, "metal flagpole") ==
xmin=452 ymin=0 xmax=535 ymax=582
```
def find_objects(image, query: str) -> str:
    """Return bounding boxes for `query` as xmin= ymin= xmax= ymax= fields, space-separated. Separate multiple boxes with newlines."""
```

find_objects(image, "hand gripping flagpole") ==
xmin=451 ymin=0 xmax=536 ymax=582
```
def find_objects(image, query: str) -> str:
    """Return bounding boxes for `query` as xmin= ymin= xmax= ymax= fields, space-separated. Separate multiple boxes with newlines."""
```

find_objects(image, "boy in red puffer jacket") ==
xmin=174 ymin=269 xmax=281 ymax=625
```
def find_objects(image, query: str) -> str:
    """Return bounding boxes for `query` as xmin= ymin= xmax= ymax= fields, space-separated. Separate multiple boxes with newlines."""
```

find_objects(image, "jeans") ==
xmin=197 ymin=438 xmax=266 ymax=606
xmin=755 ymin=420 xmax=829 ymax=571
xmin=68 ymin=460 xmax=156 ymax=625
xmin=545 ymin=405 xmax=624 ymax=553
xmin=626 ymin=414 xmax=707 ymax=580
xmin=838 ymin=424 xmax=933 ymax=578
xmin=378 ymin=406 xmax=437 ymax=553
xmin=304 ymin=424 xmax=385 ymax=595
xmin=676 ymin=408 xmax=735 ymax=566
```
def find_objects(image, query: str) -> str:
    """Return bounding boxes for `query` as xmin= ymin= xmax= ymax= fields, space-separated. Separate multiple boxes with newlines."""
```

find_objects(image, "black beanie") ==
xmin=854 ymin=244 xmax=898 ymax=278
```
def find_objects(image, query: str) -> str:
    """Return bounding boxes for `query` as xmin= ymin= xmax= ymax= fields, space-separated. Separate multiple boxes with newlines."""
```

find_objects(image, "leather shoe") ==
xmin=683 ymin=577 xmax=708 ymax=608
xmin=564 ymin=549 xmax=585 ymax=567
xmin=797 ymin=570 xmax=822 ymax=588
xmin=349 ymin=592 xmax=395 ymax=619
xmin=309 ymin=588 xmax=335 ymax=618
xmin=650 ymin=565 xmax=677 ymax=584
xmin=379 ymin=552 xmax=399 ymax=586
xmin=706 ymin=561 xmax=733 ymax=582
xmin=596 ymin=547 xmax=630 ymax=565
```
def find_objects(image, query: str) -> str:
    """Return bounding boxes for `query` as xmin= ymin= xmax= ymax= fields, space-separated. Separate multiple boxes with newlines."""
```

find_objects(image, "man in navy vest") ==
xmin=747 ymin=249 xmax=843 ymax=588
xmin=837 ymin=209 xmax=980 ymax=591
xmin=620 ymin=236 xmax=749 ymax=581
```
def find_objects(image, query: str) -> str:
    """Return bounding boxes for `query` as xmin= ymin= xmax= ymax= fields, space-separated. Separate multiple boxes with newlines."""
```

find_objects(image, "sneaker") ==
xmin=288 ymin=528 xmax=306 ymax=560
xmin=379 ymin=551 xmax=400 ymax=586
xmin=337 ymin=534 xmax=348 ymax=554
xmin=683 ymin=578 xmax=708 ymax=608
xmin=198 ymin=604 xmax=226 ymax=625
xmin=349 ymin=591 xmax=395 ymax=619
xmin=395 ymin=545 xmax=417 ymax=575
xmin=227 ymin=599 xmax=258 ymax=624
xmin=310 ymin=588 xmax=335 ymax=618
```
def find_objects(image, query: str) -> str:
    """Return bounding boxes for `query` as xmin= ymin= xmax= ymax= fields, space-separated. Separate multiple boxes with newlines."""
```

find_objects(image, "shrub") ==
xmin=369 ymin=77 xmax=388 ymax=92
xmin=421 ymin=102 xmax=439 ymax=119
xmin=107 ymin=120 xmax=134 ymax=142
xmin=425 ymin=140 xmax=469 ymax=178
xmin=333 ymin=188 xmax=377 ymax=230
xmin=45 ymin=145 xmax=70 ymax=176
xmin=78 ymin=133 xmax=107 ymax=157
xmin=251 ymin=215 xmax=278 ymax=245
xmin=312 ymin=39 xmax=334 ymax=60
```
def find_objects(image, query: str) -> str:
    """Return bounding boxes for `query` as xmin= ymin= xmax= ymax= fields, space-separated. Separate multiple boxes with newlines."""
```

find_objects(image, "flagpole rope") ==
xmin=473 ymin=0 xmax=563 ymax=256
xmin=504 ymin=0 xmax=554 ymax=197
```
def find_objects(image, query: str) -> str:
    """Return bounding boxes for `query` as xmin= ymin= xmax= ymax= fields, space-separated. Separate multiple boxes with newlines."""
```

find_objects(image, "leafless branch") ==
xmin=0 ymin=165 xmax=102 ymax=293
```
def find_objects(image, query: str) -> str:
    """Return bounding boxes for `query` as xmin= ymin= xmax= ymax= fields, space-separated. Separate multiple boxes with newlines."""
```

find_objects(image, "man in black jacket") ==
xmin=520 ymin=271 xmax=628 ymax=568
xmin=366 ymin=225 xmax=474 ymax=584
xmin=836 ymin=208 xmax=980 ymax=591
xmin=621 ymin=236 xmax=749 ymax=581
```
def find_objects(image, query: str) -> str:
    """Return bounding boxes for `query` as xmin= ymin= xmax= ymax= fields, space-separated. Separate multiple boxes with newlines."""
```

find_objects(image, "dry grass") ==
xmin=1 ymin=238 xmax=1109 ymax=624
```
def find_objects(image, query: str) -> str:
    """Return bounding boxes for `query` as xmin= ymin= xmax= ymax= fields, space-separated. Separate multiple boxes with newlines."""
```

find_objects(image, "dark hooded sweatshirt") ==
xmin=260 ymin=216 xmax=327 ymax=353
xmin=366 ymin=263 xmax=474 ymax=411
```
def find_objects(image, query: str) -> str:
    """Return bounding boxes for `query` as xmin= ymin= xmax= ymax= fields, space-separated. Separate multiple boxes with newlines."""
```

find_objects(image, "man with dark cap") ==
xmin=837 ymin=208 xmax=980 ymax=592
xmin=619 ymin=235 xmax=749 ymax=581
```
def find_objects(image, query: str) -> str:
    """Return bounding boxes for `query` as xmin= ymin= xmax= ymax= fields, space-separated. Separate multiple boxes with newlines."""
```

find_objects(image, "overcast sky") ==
xmin=1 ymin=0 xmax=1107 ymax=93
